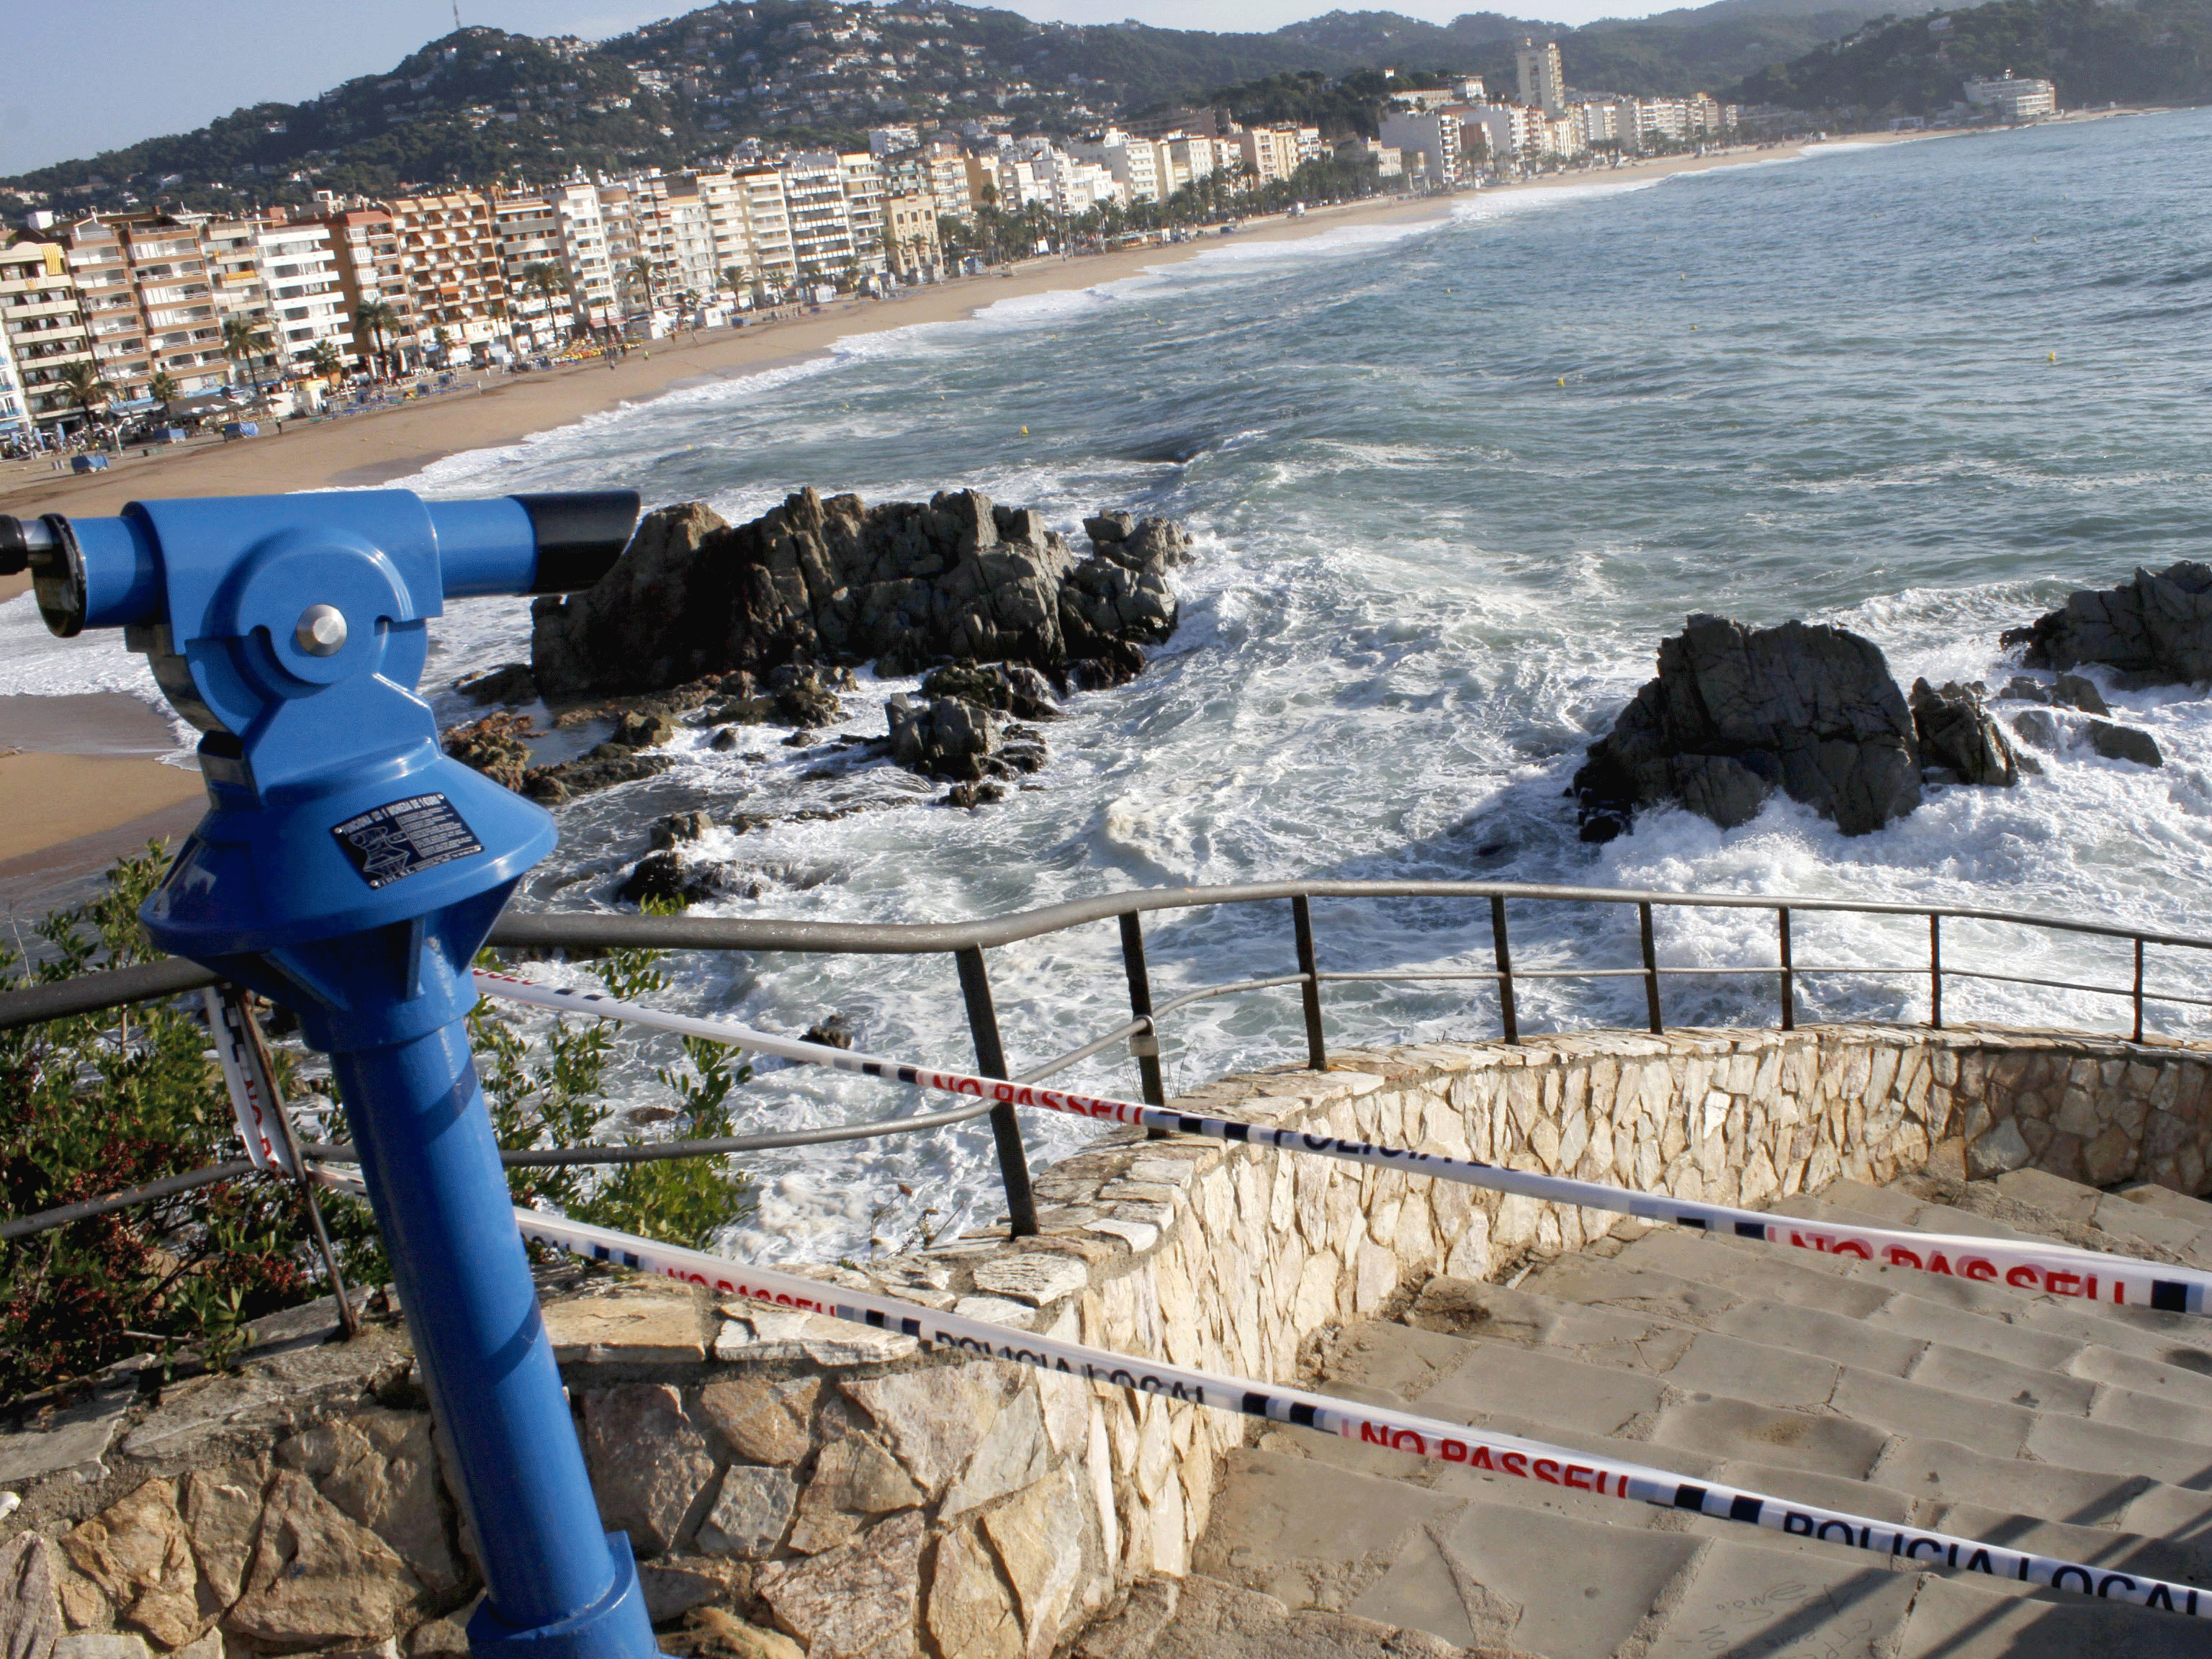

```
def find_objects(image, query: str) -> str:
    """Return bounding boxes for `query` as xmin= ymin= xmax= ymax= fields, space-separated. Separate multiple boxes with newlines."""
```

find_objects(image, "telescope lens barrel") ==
xmin=513 ymin=491 xmax=641 ymax=594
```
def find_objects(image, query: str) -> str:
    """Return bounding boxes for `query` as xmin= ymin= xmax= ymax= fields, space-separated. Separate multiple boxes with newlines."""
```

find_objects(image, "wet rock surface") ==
xmin=1573 ymin=616 xmax=1927 ymax=840
xmin=2005 ymin=560 xmax=2212 ymax=685
xmin=530 ymin=489 xmax=1187 ymax=698
xmin=1910 ymin=679 xmax=2019 ymax=787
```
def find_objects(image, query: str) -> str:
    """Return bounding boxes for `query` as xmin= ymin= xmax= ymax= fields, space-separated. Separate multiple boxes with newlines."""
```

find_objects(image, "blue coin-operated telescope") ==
xmin=1 ymin=491 xmax=659 ymax=1659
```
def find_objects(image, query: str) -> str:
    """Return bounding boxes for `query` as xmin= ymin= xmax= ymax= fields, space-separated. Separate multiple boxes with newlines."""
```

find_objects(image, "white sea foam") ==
xmin=9 ymin=112 xmax=2208 ymax=1269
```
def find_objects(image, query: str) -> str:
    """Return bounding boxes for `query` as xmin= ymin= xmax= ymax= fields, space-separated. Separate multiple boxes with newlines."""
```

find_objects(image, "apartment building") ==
xmin=633 ymin=172 xmax=721 ymax=304
xmin=1517 ymin=38 xmax=1568 ymax=117
xmin=1964 ymin=73 xmax=2056 ymax=120
xmin=200 ymin=217 xmax=279 ymax=385
xmin=1071 ymin=131 xmax=1161 ymax=203
xmin=387 ymin=192 xmax=508 ymax=357
xmin=837 ymin=153 xmax=887 ymax=267
xmin=548 ymin=181 xmax=617 ymax=332
xmin=0 ymin=238 xmax=90 ymax=432
xmin=48 ymin=220 xmax=152 ymax=405
xmin=255 ymin=220 xmax=354 ymax=377
xmin=922 ymin=141 xmax=973 ymax=220
xmin=1462 ymin=103 xmax=1549 ymax=164
xmin=883 ymin=193 xmax=942 ymax=279
xmin=1158 ymin=135 xmax=1216 ymax=196
xmin=0 ymin=320 xmax=24 ymax=444
xmin=1237 ymin=127 xmax=1303 ymax=186
xmin=1379 ymin=110 xmax=1465 ymax=186
xmin=323 ymin=209 xmax=415 ymax=372
xmin=734 ymin=167 xmax=797 ymax=295
xmin=695 ymin=171 xmax=756 ymax=296
xmin=493 ymin=194 xmax=577 ymax=350
xmin=783 ymin=153 xmax=856 ymax=280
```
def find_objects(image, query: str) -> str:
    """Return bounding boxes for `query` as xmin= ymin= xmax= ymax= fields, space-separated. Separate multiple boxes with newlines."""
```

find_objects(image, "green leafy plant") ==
xmin=0 ymin=847 xmax=362 ymax=1398
xmin=467 ymin=924 xmax=752 ymax=1252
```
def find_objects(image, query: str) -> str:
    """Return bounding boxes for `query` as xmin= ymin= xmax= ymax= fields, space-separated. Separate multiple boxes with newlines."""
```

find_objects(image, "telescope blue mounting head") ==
xmin=5 ymin=489 xmax=666 ymax=1659
xmin=0 ymin=489 xmax=637 ymax=1045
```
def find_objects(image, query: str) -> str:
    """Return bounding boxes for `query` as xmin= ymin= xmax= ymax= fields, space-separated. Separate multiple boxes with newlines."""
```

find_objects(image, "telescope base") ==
xmin=466 ymin=1533 xmax=657 ymax=1659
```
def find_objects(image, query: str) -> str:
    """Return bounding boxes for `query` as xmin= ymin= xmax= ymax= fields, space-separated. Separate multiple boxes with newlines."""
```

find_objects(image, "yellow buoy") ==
xmin=2049 ymin=351 xmax=2057 ymax=362
xmin=1557 ymin=377 xmax=1566 ymax=387
xmin=1020 ymin=426 xmax=1030 ymax=435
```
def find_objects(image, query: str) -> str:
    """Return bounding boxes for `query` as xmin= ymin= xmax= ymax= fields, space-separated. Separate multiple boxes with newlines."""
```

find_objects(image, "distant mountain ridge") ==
xmin=1 ymin=0 xmax=1898 ymax=216
xmin=1729 ymin=0 xmax=2212 ymax=111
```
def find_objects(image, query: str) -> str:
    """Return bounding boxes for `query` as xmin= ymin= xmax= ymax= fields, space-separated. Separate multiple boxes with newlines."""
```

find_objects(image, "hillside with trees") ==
xmin=0 ymin=0 xmax=1977 ymax=219
xmin=1732 ymin=0 xmax=2212 ymax=113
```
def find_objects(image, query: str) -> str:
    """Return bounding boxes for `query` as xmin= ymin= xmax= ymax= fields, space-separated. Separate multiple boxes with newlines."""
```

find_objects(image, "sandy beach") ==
xmin=0 ymin=135 xmax=1925 ymax=905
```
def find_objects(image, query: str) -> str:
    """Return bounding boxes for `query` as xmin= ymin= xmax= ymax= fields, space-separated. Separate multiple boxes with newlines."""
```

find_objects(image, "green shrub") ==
xmin=0 ymin=847 xmax=355 ymax=1398
xmin=469 ymin=933 xmax=754 ymax=1251
xmin=1 ymin=851 xmax=753 ymax=1401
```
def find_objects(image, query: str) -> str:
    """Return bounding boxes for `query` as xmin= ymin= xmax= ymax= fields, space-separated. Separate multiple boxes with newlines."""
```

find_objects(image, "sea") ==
xmin=10 ymin=109 xmax=2212 ymax=1265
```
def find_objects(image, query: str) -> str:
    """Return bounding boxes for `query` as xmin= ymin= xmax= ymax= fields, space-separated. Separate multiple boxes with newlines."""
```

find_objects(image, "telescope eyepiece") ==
xmin=0 ymin=513 xmax=88 ymax=637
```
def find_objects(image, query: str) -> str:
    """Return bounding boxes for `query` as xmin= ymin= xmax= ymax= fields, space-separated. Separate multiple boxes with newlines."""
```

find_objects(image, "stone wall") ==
xmin=4 ymin=1022 xmax=2210 ymax=1659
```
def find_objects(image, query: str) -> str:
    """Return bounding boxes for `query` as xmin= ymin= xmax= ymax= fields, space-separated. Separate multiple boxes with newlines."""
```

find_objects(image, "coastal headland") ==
xmin=0 ymin=132 xmax=1938 ymax=912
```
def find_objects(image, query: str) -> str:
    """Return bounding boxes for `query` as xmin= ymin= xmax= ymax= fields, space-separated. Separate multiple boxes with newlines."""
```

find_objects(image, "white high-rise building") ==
xmin=549 ymin=181 xmax=616 ymax=332
xmin=254 ymin=220 xmax=354 ymax=377
xmin=1516 ymin=39 xmax=1568 ymax=117
xmin=493 ymin=194 xmax=577 ymax=349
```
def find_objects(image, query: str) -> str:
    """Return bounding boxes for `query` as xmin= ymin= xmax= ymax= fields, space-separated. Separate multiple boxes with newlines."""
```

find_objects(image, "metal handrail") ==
xmin=7 ymin=878 xmax=2208 ymax=1247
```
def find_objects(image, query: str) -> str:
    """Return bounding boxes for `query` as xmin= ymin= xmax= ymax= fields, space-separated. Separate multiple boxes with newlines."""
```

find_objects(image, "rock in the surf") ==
xmin=2004 ymin=562 xmax=2212 ymax=685
xmin=2083 ymin=719 xmax=2163 ymax=768
xmin=1910 ymin=679 xmax=2019 ymax=786
xmin=529 ymin=489 xmax=1187 ymax=698
xmin=1573 ymin=615 xmax=1924 ymax=840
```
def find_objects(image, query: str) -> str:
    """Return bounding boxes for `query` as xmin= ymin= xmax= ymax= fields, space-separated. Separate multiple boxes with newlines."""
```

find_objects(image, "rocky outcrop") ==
xmin=2004 ymin=562 xmax=2212 ymax=685
xmin=441 ymin=713 xmax=532 ymax=794
xmin=531 ymin=490 xmax=1189 ymax=698
xmin=1573 ymin=616 xmax=1925 ymax=840
xmin=1910 ymin=679 xmax=2018 ymax=786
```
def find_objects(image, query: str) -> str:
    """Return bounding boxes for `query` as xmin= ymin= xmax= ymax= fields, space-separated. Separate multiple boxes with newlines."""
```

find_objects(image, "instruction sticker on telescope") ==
xmin=332 ymin=794 xmax=483 ymax=889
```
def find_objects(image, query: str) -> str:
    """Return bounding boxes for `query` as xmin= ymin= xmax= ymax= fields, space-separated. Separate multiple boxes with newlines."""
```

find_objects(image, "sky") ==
xmin=0 ymin=0 xmax=1627 ymax=176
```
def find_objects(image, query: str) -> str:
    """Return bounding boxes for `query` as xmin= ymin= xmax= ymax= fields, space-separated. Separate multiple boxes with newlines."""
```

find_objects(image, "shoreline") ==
xmin=0 ymin=127 xmax=1977 ymax=897
xmin=0 ymin=134 xmax=1932 ymax=547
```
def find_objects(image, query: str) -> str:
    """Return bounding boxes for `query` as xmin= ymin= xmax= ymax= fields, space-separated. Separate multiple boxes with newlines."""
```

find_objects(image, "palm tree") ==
xmin=518 ymin=261 xmax=563 ymax=344
xmin=353 ymin=300 xmax=400 ymax=377
xmin=148 ymin=370 xmax=181 ymax=410
xmin=221 ymin=314 xmax=271 ymax=405
xmin=310 ymin=339 xmax=344 ymax=383
xmin=57 ymin=360 xmax=114 ymax=425
xmin=621 ymin=256 xmax=658 ymax=313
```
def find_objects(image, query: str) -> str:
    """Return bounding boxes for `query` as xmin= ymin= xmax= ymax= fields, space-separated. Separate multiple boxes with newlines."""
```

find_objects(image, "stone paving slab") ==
xmin=1641 ymin=1537 xmax=1915 ymax=1659
xmin=1650 ymin=1395 xmax=1889 ymax=1479
xmin=1354 ymin=1500 xmax=1701 ymax=1659
xmin=1894 ymin=1575 xmax=2203 ymax=1658
xmin=2117 ymin=1181 xmax=2212 ymax=1228
xmin=1416 ymin=1346 xmax=1665 ymax=1442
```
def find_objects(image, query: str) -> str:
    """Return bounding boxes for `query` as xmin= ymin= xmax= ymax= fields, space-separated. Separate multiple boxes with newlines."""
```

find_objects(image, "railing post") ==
xmin=235 ymin=989 xmax=358 ymax=1339
xmin=1639 ymin=902 xmax=1663 ymax=1035
xmin=1777 ymin=907 xmax=1795 ymax=1033
xmin=1928 ymin=914 xmax=1943 ymax=1030
xmin=1118 ymin=911 xmax=1169 ymax=1139
xmin=953 ymin=946 xmax=1038 ymax=1238
xmin=1292 ymin=895 xmax=1327 ymax=1071
xmin=1490 ymin=895 xmax=1519 ymax=1045
xmin=2134 ymin=936 xmax=2146 ymax=1045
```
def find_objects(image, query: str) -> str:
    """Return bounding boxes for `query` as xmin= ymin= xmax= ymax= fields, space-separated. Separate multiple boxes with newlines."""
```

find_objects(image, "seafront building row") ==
xmin=0 ymin=32 xmax=1957 ymax=443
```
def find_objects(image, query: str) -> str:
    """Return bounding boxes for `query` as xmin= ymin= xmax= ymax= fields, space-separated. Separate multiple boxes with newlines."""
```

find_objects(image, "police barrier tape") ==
xmin=474 ymin=971 xmax=2212 ymax=1317
xmin=309 ymin=1165 xmax=2210 ymax=1619
xmin=205 ymin=986 xmax=300 ymax=1177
